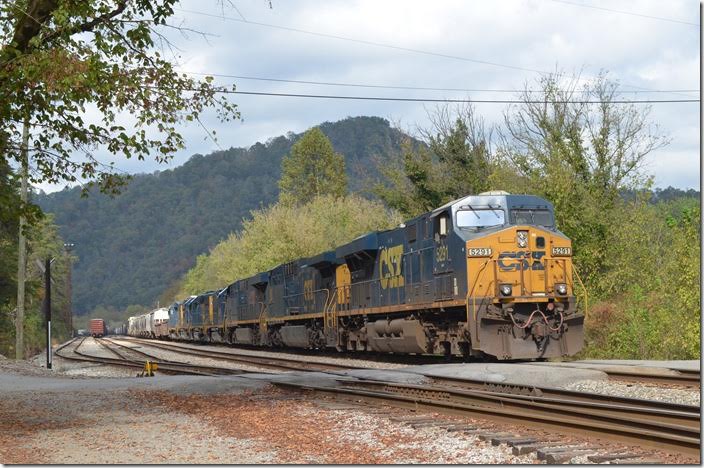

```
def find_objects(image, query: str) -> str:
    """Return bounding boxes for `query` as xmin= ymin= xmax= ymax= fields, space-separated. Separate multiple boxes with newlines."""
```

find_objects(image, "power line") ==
xmin=548 ymin=0 xmax=699 ymax=27
xmin=180 ymin=70 xmax=699 ymax=94
xmin=174 ymin=8 xmax=548 ymax=75
xmin=173 ymin=7 xmax=696 ymax=98
xmin=208 ymin=88 xmax=698 ymax=104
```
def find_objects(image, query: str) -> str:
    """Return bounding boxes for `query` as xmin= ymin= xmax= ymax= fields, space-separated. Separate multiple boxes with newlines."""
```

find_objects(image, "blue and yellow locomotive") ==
xmin=162 ymin=192 xmax=584 ymax=360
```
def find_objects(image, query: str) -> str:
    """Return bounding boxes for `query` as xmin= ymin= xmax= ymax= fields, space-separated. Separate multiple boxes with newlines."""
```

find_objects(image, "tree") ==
xmin=0 ymin=212 xmax=72 ymax=358
xmin=278 ymin=127 xmax=347 ymax=205
xmin=0 ymin=159 xmax=19 ymax=307
xmin=1 ymin=0 xmax=239 ymax=195
xmin=176 ymin=194 xmax=401 ymax=298
xmin=499 ymin=71 xmax=669 ymax=285
xmin=2 ymin=0 xmax=239 ymax=358
xmin=373 ymin=104 xmax=494 ymax=218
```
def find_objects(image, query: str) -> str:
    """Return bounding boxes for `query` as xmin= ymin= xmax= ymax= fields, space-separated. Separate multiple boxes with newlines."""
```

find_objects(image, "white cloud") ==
xmin=38 ymin=0 xmax=700 ymax=192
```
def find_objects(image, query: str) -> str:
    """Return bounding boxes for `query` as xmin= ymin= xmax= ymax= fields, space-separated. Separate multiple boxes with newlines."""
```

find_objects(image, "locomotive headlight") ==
xmin=500 ymin=284 xmax=513 ymax=296
xmin=517 ymin=231 xmax=528 ymax=248
xmin=555 ymin=283 xmax=568 ymax=295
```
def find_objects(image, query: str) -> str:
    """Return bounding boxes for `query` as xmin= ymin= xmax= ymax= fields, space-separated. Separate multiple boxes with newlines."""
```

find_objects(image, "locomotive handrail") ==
xmin=571 ymin=264 xmax=589 ymax=318
xmin=283 ymin=287 xmax=331 ymax=315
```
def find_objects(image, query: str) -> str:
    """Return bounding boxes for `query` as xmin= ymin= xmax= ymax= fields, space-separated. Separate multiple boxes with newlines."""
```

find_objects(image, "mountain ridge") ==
xmin=37 ymin=116 xmax=411 ymax=314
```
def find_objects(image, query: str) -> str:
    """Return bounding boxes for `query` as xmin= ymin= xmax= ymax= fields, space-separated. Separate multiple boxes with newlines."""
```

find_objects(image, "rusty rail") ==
xmin=274 ymin=378 xmax=700 ymax=458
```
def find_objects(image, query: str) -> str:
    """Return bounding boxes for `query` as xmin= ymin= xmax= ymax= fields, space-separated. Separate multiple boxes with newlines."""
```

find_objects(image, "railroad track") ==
xmin=529 ymin=362 xmax=701 ymax=388
xmin=274 ymin=376 xmax=701 ymax=458
xmin=605 ymin=368 xmax=700 ymax=388
xmin=97 ymin=337 xmax=250 ymax=376
xmin=118 ymin=336 xmax=363 ymax=373
xmin=55 ymin=337 xmax=245 ymax=376
xmin=55 ymin=337 xmax=700 ymax=458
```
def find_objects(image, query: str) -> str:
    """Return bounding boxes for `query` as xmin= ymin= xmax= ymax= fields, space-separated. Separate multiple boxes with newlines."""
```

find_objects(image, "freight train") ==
xmin=88 ymin=318 xmax=107 ymax=338
xmin=127 ymin=308 xmax=169 ymax=338
xmin=129 ymin=192 xmax=585 ymax=360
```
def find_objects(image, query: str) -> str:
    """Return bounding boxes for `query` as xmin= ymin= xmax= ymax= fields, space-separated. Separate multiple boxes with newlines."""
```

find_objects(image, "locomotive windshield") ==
xmin=456 ymin=208 xmax=505 ymax=229
xmin=510 ymin=209 xmax=554 ymax=227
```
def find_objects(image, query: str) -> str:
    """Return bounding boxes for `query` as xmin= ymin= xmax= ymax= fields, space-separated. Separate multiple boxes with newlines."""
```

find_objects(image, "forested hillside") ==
xmin=37 ymin=116 xmax=411 ymax=315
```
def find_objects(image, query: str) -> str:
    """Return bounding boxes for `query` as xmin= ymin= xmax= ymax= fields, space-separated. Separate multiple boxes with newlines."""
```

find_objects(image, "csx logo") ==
xmin=379 ymin=244 xmax=405 ymax=289
xmin=303 ymin=279 xmax=315 ymax=301
xmin=498 ymin=251 xmax=546 ymax=271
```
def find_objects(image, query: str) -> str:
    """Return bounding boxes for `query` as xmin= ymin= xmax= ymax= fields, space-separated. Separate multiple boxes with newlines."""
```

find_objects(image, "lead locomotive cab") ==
xmin=458 ymin=191 xmax=584 ymax=359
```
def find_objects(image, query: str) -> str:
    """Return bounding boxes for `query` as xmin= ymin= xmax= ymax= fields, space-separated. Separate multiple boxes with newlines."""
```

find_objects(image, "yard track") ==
xmin=55 ymin=337 xmax=700 ymax=458
xmin=54 ymin=337 xmax=245 ymax=376
xmin=605 ymin=368 xmax=700 ymax=388
xmin=275 ymin=375 xmax=700 ymax=458
xmin=118 ymin=336 xmax=363 ymax=372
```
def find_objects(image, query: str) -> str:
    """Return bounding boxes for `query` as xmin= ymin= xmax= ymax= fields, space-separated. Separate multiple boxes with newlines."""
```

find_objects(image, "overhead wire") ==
xmin=547 ymin=0 xmax=699 ymax=27
xmin=179 ymin=70 xmax=699 ymax=95
xmin=197 ymin=88 xmax=698 ymax=104
xmin=173 ymin=7 xmax=698 ymax=98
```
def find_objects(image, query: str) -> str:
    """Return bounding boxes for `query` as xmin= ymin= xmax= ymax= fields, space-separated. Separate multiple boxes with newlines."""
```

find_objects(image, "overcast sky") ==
xmin=41 ymin=0 xmax=701 ymax=192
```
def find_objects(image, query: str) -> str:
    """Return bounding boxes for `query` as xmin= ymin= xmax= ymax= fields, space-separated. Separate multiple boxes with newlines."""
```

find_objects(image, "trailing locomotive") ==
xmin=131 ymin=192 xmax=585 ymax=360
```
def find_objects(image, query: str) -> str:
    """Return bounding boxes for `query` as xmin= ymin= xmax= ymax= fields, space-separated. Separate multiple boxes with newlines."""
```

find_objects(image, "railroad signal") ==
xmin=43 ymin=257 xmax=55 ymax=369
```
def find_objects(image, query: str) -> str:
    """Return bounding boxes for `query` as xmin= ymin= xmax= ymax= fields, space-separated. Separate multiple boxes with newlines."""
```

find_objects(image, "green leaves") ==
xmin=373 ymin=105 xmax=493 ymax=218
xmin=278 ymin=128 xmax=348 ymax=206
xmin=176 ymin=194 xmax=401 ymax=298
xmin=0 ymin=0 xmax=240 ymax=196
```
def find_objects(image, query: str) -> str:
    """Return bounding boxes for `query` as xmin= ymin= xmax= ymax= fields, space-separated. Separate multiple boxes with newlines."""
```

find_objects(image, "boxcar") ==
xmin=89 ymin=318 xmax=107 ymax=338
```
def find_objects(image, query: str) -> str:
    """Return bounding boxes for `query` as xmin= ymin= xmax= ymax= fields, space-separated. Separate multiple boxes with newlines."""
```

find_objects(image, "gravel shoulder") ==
xmin=565 ymin=379 xmax=700 ymax=406
xmin=1 ymin=344 xmax=699 ymax=464
xmin=120 ymin=337 xmax=410 ymax=369
xmin=0 ymin=369 xmax=534 ymax=464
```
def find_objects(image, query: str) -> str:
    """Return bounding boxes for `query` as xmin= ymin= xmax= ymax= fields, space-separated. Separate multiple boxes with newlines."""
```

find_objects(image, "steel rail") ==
xmin=98 ymin=337 xmax=177 ymax=362
xmin=119 ymin=336 xmax=362 ymax=372
xmin=99 ymin=337 xmax=257 ymax=376
xmin=348 ymin=380 xmax=699 ymax=430
xmin=56 ymin=337 xmax=245 ymax=376
xmin=273 ymin=380 xmax=700 ymax=457
xmin=428 ymin=375 xmax=700 ymax=414
xmin=606 ymin=370 xmax=700 ymax=388
xmin=531 ymin=362 xmax=701 ymax=388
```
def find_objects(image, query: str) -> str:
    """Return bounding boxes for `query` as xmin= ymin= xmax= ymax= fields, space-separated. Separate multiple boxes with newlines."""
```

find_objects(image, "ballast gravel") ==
xmin=142 ymin=387 xmax=537 ymax=464
xmin=565 ymin=379 xmax=700 ymax=407
xmin=122 ymin=337 xmax=409 ymax=370
xmin=0 ymin=372 xmax=535 ymax=464
xmin=106 ymin=338 xmax=282 ymax=373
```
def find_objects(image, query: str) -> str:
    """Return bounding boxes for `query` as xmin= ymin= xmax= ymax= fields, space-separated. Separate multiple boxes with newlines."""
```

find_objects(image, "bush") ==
xmin=579 ymin=201 xmax=700 ymax=359
xmin=176 ymin=194 xmax=402 ymax=298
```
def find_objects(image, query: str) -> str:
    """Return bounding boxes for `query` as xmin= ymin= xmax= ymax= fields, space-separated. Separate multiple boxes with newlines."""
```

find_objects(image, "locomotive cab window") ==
xmin=438 ymin=214 xmax=449 ymax=237
xmin=510 ymin=209 xmax=554 ymax=227
xmin=456 ymin=209 xmax=504 ymax=229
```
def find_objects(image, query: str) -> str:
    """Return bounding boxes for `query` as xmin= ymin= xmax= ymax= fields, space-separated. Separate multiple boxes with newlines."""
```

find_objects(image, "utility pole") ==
xmin=43 ymin=257 xmax=54 ymax=369
xmin=64 ymin=243 xmax=75 ymax=336
xmin=15 ymin=117 xmax=29 ymax=360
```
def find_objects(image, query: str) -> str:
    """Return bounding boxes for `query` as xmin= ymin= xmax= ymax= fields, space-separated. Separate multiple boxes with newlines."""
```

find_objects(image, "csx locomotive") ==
xmin=130 ymin=192 xmax=585 ymax=360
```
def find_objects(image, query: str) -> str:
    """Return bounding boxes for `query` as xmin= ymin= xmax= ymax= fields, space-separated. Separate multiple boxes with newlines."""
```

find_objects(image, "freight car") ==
xmin=89 ymin=318 xmax=107 ymax=338
xmin=128 ymin=308 xmax=169 ymax=338
xmin=136 ymin=192 xmax=585 ymax=360
xmin=110 ymin=323 xmax=128 ymax=335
